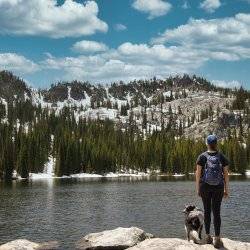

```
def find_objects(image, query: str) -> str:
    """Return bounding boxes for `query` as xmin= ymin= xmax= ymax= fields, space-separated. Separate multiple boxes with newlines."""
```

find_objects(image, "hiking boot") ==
xmin=205 ymin=234 xmax=213 ymax=244
xmin=214 ymin=237 xmax=224 ymax=249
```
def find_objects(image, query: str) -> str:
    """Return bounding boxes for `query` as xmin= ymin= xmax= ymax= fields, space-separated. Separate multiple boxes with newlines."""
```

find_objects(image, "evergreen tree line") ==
xmin=0 ymin=104 xmax=249 ymax=180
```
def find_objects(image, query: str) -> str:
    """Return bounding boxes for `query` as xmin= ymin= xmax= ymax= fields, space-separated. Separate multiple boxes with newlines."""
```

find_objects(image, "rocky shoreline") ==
xmin=0 ymin=227 xmax=249 ymax=250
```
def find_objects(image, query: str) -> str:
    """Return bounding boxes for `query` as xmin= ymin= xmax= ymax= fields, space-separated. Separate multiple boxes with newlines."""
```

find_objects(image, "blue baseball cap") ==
xmin=206 ymin=135 xmax=217 ymax=145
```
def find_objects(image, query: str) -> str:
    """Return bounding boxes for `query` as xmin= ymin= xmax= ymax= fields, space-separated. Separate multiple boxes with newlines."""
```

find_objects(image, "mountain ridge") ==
xmin=0 ymin=70 xmax=249 ymax=140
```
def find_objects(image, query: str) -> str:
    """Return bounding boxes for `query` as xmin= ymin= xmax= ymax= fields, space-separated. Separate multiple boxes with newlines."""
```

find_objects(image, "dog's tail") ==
xmin=190 ymin=230 xmax=202 ymax=244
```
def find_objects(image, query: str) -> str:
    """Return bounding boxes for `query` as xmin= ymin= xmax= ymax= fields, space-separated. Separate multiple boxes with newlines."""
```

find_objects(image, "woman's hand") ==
xmin=224 ymin=189 xmax=229 ymax=199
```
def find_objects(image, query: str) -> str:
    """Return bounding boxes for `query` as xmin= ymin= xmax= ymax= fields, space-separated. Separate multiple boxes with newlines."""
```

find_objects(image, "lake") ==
xmin=0 ymin=176 xmax=249 ymax=249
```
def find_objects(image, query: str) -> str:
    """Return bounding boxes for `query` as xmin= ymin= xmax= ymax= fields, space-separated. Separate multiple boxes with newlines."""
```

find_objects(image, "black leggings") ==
xmin=200 ymin=182 xmax=224 ymax=236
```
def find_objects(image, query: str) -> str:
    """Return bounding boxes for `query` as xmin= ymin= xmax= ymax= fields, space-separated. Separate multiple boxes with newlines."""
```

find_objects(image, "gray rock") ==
xmin=127 ymin=237 xmax=250 ymax=250
xmin=0 ymin=239 xmax=59 ymax=250
xmin=76 ymin=227 xmax=154 ymax=250
xmin=0 ymin=239 xmax=39 ymax=250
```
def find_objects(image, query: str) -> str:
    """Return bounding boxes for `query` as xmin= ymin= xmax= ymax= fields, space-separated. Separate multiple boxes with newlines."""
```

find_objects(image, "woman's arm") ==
xmin=196 ymin=165 xmax=202 ymax=196
xmin=223 ymin=166 xmax=229 ymax=198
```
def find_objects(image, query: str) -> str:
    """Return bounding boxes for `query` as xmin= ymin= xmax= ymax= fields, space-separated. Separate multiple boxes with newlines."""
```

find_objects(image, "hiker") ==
xmin=195 ymin=135 xmax=229 ymax=248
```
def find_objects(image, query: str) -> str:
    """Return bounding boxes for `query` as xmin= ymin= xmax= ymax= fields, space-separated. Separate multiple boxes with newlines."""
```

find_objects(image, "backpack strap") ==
xmin=203 ymin=151 xmax=210 ymax=169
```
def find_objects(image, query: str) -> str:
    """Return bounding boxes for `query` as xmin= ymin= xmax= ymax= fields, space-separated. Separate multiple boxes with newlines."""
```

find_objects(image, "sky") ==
xmin=0 ymin=0 xmax=250 ymax=89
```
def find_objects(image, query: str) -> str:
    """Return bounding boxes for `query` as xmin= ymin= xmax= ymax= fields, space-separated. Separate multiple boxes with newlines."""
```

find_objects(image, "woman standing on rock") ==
xmin=195 ymin=135 xmax=229 ymax=249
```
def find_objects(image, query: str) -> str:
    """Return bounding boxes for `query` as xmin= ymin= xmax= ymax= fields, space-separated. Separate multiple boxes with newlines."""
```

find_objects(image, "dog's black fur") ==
xmin=183 ymin=205 xmax=204 ymax=244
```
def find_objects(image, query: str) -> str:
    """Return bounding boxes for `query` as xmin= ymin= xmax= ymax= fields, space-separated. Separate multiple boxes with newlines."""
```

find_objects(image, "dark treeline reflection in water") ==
xmin=0 ymin=175 xmax=249 ymax=249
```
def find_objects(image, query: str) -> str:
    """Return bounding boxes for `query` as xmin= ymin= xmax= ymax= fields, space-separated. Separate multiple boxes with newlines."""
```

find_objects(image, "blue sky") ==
xmin=0 ymin=0 xmax=249 ymax=89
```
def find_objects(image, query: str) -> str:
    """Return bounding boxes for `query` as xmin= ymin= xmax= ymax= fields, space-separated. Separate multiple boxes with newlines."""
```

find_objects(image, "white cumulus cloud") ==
xmin=40 ymin=11 xmax=250 ymax=84
xmin=72 ymin=40 xmax=108 ymax=53
xmin=114 ymin=24 xmax=127 ymax=31
xmin=2 ymin=12 xmax=249 ymax=87
xmin=152 ymin=13 xmax=250 ymax=61
xmin=0 ymin=0 xmax=108 ymax=38
xmin=0 ymin=53 xmax=39 ymax=74
xmin=212 ymin=80 xmax=242 ymax=88
xmin=132 ymin=0 xmax=172 ymax=19
xmin=41 ymin=41 xmax=208 ymax=83
xmin=200 ymin=0 xmax=221 ymax=13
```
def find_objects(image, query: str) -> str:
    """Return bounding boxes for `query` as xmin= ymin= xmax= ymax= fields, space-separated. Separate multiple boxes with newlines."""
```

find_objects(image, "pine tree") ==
xmin=17 ymin=143 xmax=29 ymax=178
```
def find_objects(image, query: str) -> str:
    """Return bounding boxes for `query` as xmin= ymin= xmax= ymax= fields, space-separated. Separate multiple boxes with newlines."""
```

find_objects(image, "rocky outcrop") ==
xmin=127 ymin=237 xmax=250 ymax=250
xmin=0 ymin=239 xmax=59 ymax=250
xmin=76 ymin=227 xmax=250 ymax=250
xmin=75 ymin=227 xmax=154 ymax=250
xmin=1 ymin=228 xmax=249 ymax=250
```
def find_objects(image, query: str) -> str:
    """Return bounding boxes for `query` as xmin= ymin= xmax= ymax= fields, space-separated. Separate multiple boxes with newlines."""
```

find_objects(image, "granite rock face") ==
xmin=75 ymin=227 xmax=154 ymax=250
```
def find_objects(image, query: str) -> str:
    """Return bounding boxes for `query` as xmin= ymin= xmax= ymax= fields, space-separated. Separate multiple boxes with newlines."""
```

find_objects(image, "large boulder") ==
xmin=127 ymin=238 xmax=250 ymax=250
xmin=0 ymin=239 xmax=59 ymax=250
xmin=76 ymin=227 xmax=154 ymax=250
xmin=0 ymin=240 xmax=39 ymax=250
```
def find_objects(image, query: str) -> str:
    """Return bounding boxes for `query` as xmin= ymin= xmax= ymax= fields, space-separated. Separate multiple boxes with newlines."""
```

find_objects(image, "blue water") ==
xmin=0 ymin=176 xmax=249 ymax=249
